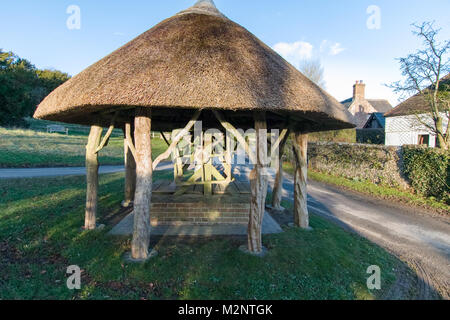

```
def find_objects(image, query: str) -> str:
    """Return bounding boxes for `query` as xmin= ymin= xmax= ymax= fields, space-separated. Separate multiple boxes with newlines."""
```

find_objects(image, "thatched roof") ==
xmin=33 ymin=0 xmax=354 ymax=132
xmin=385 ymin=73 xmax=450 ymax=118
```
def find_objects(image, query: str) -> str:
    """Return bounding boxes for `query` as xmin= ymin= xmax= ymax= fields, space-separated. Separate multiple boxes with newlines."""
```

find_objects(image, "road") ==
xmin=235 ymin=165 xmax=450 ymax=300
xmin=2 ymin=163 xmax=449 ymax=299
xmin=0 ymin=162 xmax=173 ymax=179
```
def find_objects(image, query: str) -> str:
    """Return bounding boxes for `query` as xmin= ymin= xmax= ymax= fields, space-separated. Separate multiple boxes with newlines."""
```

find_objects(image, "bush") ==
xmin=402 ymin=145 xmax=449 ymax=203
xmin=356 ymin=129 xmax=385 ymax=145
xmin=309 ymin=129 xmax=356 ymax=143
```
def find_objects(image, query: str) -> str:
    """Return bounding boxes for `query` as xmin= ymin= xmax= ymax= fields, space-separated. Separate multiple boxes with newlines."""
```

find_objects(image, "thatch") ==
xmin=385 ymin=73 xmax=450 ymax=117
xmin=33 ymin=0 xmax=354 ymax=132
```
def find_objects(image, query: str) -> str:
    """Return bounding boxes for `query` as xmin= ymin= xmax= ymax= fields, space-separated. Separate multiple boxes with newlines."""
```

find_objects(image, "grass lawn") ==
xmin=0 ymin=127 xmax=167 ymax=168
xmin=0 ymin=171 xmax=402 ymax=300
xmin=283 ymin=162 xmax=450 ymax=215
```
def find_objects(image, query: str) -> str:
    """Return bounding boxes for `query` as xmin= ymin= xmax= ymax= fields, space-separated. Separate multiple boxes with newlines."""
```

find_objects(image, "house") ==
xmin=341 ymin=81 xmax=392 ymax=128
xmin=363 ymin=112 xmax=385 ymax=129
xmin=384 ymin=74 xmax=449 ymax=148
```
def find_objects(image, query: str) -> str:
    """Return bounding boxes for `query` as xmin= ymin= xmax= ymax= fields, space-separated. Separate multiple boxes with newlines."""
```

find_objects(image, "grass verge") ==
xmin=0 ymin=127 xmax=167 ymax=168
xmin=283 ymin=162 xmax=449 ymax=215
xmin=0 ymin=172 xmax=402 ymax=300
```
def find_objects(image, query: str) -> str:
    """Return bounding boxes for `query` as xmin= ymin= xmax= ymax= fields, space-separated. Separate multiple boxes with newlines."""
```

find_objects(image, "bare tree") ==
xmin=300 ymin=59 xmax=326 ymax=89
xmin=389 ymin=22 xmax=450 ymax=149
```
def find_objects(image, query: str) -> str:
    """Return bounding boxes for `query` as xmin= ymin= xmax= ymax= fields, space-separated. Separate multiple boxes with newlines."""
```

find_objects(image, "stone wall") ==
xmin=285 ymin=141 xmax=410 ymax=189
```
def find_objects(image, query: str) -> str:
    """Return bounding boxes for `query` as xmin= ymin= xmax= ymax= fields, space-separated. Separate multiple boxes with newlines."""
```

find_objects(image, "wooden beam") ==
xmin=131 ymin=108 xmax=153 ymax=260
xmin=123 ymin=125 xmax=136 ymax=208
xmin=248 ymin=111 xmax=269 ymax=254
xmin=85 ymin=125 xmax=103 ymax=230
xmin=271 ymin=129 xmax=290 ymax=211
xmin=160 ymin=131 xmax=171 ymax=146
xmin=152 ymin=110 xmax=202 ymax=170
xmin=212 ymin=110 xmax=256 ymax=164
xmin=125 ymin=122 xmax=137 ymax=160
xmin=292 ymin=132 xmax=310 ymax=229
xmin=95 ymin=112 xmax=118 ymax=153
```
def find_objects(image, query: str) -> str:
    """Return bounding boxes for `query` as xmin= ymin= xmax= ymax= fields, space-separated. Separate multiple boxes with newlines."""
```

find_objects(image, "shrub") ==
xmin=356 ymin=129 xmax=385 ymax=145
xmin=402 ymin=145 xmax=449 ymax=203
xmin=309 ymin=129 xmax=356 ymax=143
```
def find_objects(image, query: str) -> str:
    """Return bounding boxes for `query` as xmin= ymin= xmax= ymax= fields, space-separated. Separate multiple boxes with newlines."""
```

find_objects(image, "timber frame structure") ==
xmin=33 ymin=0 xmax=354 ymax=261
xmin=83 ymin=108 xmax=312 ymax=259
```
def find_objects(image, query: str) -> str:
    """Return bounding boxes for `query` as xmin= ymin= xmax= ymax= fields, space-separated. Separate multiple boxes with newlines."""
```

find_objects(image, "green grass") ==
xmin=0 ymin=127 xmax=167 ymax=168
xmin=283 ymin=162 xmax=450 ymax=214
xmin=0 ymin=172 xmax=402 ymax=300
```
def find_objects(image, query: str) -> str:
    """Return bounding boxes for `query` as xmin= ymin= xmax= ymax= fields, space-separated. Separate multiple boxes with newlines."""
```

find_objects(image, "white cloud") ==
xmin=320 ymin=40 xmax=346 ymax=56
xmin=330 ymin=43 xmax=345 ymax=56
xmin=273 ymin=41 xmax=313 ymax=68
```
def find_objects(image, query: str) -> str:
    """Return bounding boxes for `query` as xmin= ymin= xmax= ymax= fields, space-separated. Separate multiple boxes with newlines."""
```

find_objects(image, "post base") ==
xmin=80 ymin=224 xmax=105 ymax=232
xmin=238 ymin=245 xmax=268 ymax=257
xmin=288 ymin=223 xmax=313 ymax=231
xmin=123 ymin=249 xmax=158 ymax=263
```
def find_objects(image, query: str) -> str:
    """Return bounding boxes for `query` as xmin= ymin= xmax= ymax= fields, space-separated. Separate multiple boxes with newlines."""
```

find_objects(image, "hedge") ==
xmin=356 ymin=129 xmax=385 ymax=145
xmin=402 ymin=145 xmax=450 ymax=203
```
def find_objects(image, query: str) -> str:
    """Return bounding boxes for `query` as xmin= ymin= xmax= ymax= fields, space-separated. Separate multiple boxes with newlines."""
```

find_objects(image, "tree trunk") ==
xmin=123 ymin=124 xmax=136 ymax=207
xmin=271 ymin=130 xmax=289 ymax=211
xmin=248 ymin=112 xmax=268 ymax=253
xmin=131 ymin=108 xmax=153 ymax=260
xmin=292 ymin=132 xmax=309 ymax=229
xmin=85 ymin=125 xmax=103 ymax=230
xmin=435 ymin=117 xmax=448 ymax=149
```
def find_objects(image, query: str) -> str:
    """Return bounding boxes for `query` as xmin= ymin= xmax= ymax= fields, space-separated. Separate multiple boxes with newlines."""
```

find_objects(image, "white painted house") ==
xmin=385 ymin=113 xmax=448 ymax=148
xmin=385 ymin=74 xmax=449 ymax=148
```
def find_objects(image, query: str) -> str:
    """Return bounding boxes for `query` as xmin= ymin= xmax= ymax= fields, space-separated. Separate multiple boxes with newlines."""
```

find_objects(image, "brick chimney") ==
xmin=353 ymin=80 xmax=365 ymax=100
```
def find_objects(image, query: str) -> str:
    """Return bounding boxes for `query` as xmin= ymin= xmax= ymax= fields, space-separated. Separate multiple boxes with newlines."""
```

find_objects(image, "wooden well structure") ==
xmin=33 ymin=0 xmax=354 ymax=260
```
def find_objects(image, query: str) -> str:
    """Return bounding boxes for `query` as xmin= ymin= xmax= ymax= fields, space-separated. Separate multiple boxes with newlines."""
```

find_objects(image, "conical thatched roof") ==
xmin=33 ymin=0 xmax=354 ymax=132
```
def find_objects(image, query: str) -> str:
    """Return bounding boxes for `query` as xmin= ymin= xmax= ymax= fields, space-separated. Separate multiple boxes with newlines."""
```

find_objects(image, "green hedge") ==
xmin=402 ymin=145 xmax=449 ymax=203
xmin=356 ymin=129 xmax=385 ymax=145
xmin=309 ymin=129 xmax=356 ymax=143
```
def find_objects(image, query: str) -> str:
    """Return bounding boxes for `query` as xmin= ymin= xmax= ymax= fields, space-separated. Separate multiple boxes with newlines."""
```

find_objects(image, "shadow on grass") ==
xmin=0 ymin=172 xmax=438 ymax=300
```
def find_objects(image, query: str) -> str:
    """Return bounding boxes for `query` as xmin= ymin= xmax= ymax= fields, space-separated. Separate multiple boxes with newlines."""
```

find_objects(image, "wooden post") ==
xmin=123 ymin=123 xmax=136 ymax=207
xmin=271 ymin=129 xmax=289 ymax=211
xmin=248 ymin=112 xmax=268 ymax=253
xmin=85 ymin=125 xmax=103 ymax=230
xmin=203 ymin=132 xmax=213 ymax=196
xmin=292 ymin=132 xmax=310 ymax=229
xmin=131 ymin=108 xmax=153 ymax=260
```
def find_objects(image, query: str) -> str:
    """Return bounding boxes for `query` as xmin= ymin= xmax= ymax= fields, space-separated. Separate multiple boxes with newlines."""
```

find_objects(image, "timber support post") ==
xmin=247 ymin=111 xmax=269 ymax=254
xmin=85 ymin=125 xmax=103 ymax=230
xmin=123 ymin=122 xmax=136 ymax=208
xmin=271 ymin=128 xmax=289 ymax=211
xmin=292 ymin=132 xmax=310 ymax=229
xmin=130 ymin=108 xmax=154 ymax=261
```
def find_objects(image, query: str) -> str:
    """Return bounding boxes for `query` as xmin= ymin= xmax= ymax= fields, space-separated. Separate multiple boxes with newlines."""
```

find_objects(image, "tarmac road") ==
xmin=235 ymin=165 xmax=450 ymax=300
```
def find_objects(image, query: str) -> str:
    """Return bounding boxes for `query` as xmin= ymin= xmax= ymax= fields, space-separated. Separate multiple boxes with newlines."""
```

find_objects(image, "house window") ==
xmin=418 ymin=134 xmax=430 ymax=146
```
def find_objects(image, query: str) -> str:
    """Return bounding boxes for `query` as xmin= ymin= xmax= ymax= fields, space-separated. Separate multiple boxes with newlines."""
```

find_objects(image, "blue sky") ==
xmin=1 ymin=0 xmax=449 ymax=105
